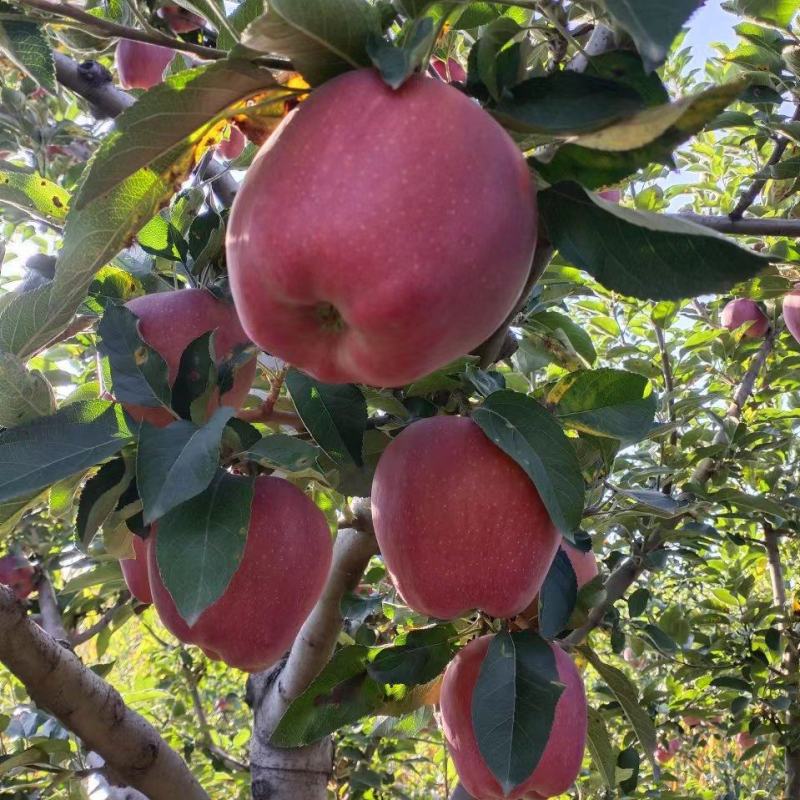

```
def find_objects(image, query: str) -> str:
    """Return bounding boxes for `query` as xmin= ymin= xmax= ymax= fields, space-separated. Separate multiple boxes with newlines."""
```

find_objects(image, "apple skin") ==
xmin=372 ymin=416 xmax=560 ymax=619
xmin=226 ymin=68 xmax=537 ymax=387
xmin=597 ymin=188 xmax=621 ymax=203
xmin=217 ymin=125 xmax=245 ymax=161
xmin=147 ymin=476 xmax=333 ymax=672
xmin=654 ymin=747 xmax=673 ymax=765
xmin=736 ymin=731 xmax=756 ymax=751
xmin=157 ymin=5 xmax=204 ymax=32
xmin=119 ymin=288 xmax=257 ymax=428
xmin=120 ymin=536 xmax=152 ymax=605
xmin=115 ymin=39 xmax=175 ymax=90
xmin=441 ymin=636 xmax=587 ymax=799
xmin=562 ymin=540 xmax=598 ymax=588
xmin=432 ymin=57 xmax=467 ymax=83
xmin=783 ymin=286 xmax=800 ymax=344
xmin=0 ymin=555 xmax=36 ymax=600
xmin=720 ymin=298 xmax=768 ymax=338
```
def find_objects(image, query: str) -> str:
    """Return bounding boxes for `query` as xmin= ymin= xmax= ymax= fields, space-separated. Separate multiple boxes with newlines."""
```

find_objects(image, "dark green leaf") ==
xmin=538 ymin=548 xmax=578 ymax=639
xmin=286 ymin=369 xmax=367 ymax=467
xmin=472 ymin=390 xmax=585 ymax=536
xmin=712 ymin=675 xmax=752 ymax=691
xmin=0 ymin=401 xmax=132 ymax=502
xmin=472 ymin=631 xmax=563 ymax=794
xmin=367 ymin=624 xmax=457 ymax=686
xmin=628 ymin=588 xmax=650 ymax=617
xmin=171 ymin=332 xmax=217 ymax=423
xmin=538 ymin=182 xmax=769 ymax=300
xmin=271 ymin=646 xmax=384 ymax=747
xmin=588 ymin=50 xmax=670 ymax=107
xmin=586 ymin=707 xmax=617 ymax=789
xmin=76 ymin=456 xmax=134 ymax=548
xmin=367 ymin=17 xmax=435 ymax=89
xmin=526 ymin=310 xmax=597 ymax=366
xmin=156 ymin=470 xmax=254 ymax=624
xmin=643 ymin=623 xmax=677 ymax=653
xmin=475 ymin=17 xmax=523 ymax=100
xmin=137 ymin=407 xmax=234 ymax=524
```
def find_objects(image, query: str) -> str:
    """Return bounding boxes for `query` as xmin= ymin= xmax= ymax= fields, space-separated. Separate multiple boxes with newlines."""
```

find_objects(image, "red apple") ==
xmin=217 ymin=124 xmax=245 ymax=161
xmin=120 ymin=536 xmax=152 ymax=605
xmin=115 ymin=39 xmax=175 ymax=90
xmin=783 ymin=285 xmax=800 ymax=344
xmin=431 ymin=57 xmax=467 ymax=83
xmin=147 ymin=476 xmax=333 ymax=672
xmin=720 ymin=298 xmax=768 ymax=338
xmin=668 ymin=737 xmax=681 ymax=754
xmin=117 ymin=288 xmax=257 ymax=427
xmin=623 ymin=647 xmax=645 ymax=669
xmin=372 ymin=416 xmax=559 ymax=619
xmin=0 ymin=554 xmax=35 ymax=600
xmin=736 ymin=731 xmax=757 ymax=751
xmin=682 ymin=714 xmax=702 ymax=728
xmin=654 ymin=746 xmax=673 ymax=765
xmin=157 ymin=5 xmax=204 ymax=32
xmin=226 ymin=68 xmax=537 ymax=387
xmin=598 ymin=188 xmax=622 ymax=203
xmin=441 ymin=636 xmax=587 ymax=799
xmin=562 ymin=540 xmax=598 ymax=588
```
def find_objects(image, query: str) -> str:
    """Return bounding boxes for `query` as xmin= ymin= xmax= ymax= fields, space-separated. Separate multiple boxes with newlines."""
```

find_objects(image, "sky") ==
xmin=684 ymin=0 xmax=740 ymax=66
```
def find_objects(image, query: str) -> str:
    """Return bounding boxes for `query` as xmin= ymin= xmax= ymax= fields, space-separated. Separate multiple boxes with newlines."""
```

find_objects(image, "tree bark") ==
xmin=0 ymin=586 xmax=209 ymax=800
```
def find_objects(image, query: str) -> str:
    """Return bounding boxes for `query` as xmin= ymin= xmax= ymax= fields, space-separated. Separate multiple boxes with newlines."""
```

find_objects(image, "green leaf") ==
xmin=0 ymin=4 xmax=55 ymax=93
xmin=0 ymin=284 xmax=52 ymax=358
xmin=367 ymin=624 xmax=457 ymax=686
xmin=74 ymin=59 xmax=278 ymax=210
xmin=218 ymin=0 xmax=265 ymax=50
xmin=472 ymin=390 xmax=585 ymax=536
xmin=588 ymin=50 xmax=670 ymax=107
xmin=599 ymin=0 xmax=701 ymax=71
xmin=242 ymin=0 xmax=380 ymax=85
xmin=475 ymin=16 xmax=523 ymax=101
xmin=538 ymin=182 xmax=769 ymax=300
xmin=533 ymin=82 xmax=745 ymax=189
xmin=0 ymin=170 xmax=69 ymax=223
xmin=586 ymin=707 xmax=617 ymax=789
xmin=76 ymin=456 xmax=134 ymax=549
xmin=493 ymin=72 xmax=644 ymax=134
xmin=286 ymin=369 xmax=367 ymax=467
xmin=0 ymin=401 xmax=132 ymax=502
xmin=580 ymin=645 xmax=657 ymax=768
xmin=538 ymin=548 xmax=578 ymax=639
xmin=170 ymin=331 xmax=217 ymax=423
xmin=554 ymin=369 xmax=657 ymax=442
xmin=628 ymin=587 xmax=650 ymax=617
xmin=0 ymin=352 xmax=54 ymax=427
xmin=526 ymin=310 xmax=597 ymax=366
xmin=723 ymin=0 xmax=800 ymax=27
xmin=367 ymin=17 xmax=435 ymax=90
xmin=155 ymin=469 xmax=254 ymax=625
xmin=244 ymin=433 xmax=323 ymax=473
xmin=97 ymin=305 xmax=172 ymax=410
xmin=643 ymin=623 xmax=678 ymax=653
xmin=137 ymin=407 xmax=234 ymax=525
xmin=271 ymin=646 xmax=384 ymax=747
xmin=472 ymin=631 xmax=564 ymax=794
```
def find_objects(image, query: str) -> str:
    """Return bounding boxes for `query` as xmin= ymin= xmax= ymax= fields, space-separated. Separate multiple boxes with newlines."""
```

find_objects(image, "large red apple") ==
xmin=783 ymin=285 xmax=800 ymax=343
xmin=147 ymin=476 xmax=332 ymax=672
xmin=0 ymin=554 xmax=36 ymax=600
xmin=226 ymin=68 xmax=537 ymax=387
xmin=120 ymin=536 xmax=152 ymax=605
xmin=372 ymin=416 xmax=559 ymax=619
xmin=720 ymin=298 xmax=768 ymax=338
xmin=157 ymin=5 xmax=204 ymax=32
xmin=115 ymin=39 xmax=175 ymax=90
xmin=116 ymin=288 xmax=257 ymax=427
xmin=441 ymin=636 xmax=587 ymax=799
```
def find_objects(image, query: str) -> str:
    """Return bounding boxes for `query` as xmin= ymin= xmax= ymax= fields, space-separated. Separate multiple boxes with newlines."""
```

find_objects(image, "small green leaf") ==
xmin=472 ymin=631 xmax=564 ymax=794
xmin=0 ymin=170 xmax=69 ymax=223
xmin=286 ymin=369 xmax=367 ymax=467
xmin=76 ymin=456 xmax=134 ymax=549
xmin=472 ymin=390 xmax=585 ymax=536
xmin=0 ymin=352 xmax=54 ymax=427
xmin=155 ymin=469 xmax=254 ymax=625
xmin=628 ymin=588 xmax=650 ymax=617
xmin=586 ymin=707 xmax=617 ymax=789
xmin=538 ymin=548 xmax=578 ymax=639
xmin=244 ymin=433 xmax=323 ymax=473
xmin=0 ymin=401 xmax=132 ymax=502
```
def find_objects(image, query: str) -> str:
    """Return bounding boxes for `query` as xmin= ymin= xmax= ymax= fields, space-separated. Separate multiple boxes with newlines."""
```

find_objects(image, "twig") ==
xmin=671 ymin=213 xmax=800 ymax=236
xmin=655 ymin=325 xmax=678 ymax=494
xmin=70 ymin=599 xmax=127 ymax=647
xmin=729 ymin=105 xmax=800 ymax=222
xmin=35 ymin=569 xmax=68 ymax=642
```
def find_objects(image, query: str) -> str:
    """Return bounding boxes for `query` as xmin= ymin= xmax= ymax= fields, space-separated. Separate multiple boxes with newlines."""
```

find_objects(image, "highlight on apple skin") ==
xmin=720 ymin=298 xmax=769 ymax=338
xmin=217 ymin=124 xmax=246 ymax=161
xmin=115 ymin=39 xmax=175 ymax=90
xmin=372 ymin=415 xmax=560 ymax=620
xmin=0 ymin=554 xmax=36 ymax=600
xmin=115 ymin=288 xmax=257 ymax=428
xmin=226 ymin=68 xmax=537 ymax=387
xmin=157 ymin=5 xmax=204 ymax=33
xmin=783 ymin=285 xmax=800 ymax=344
xmin=440 ymin=635 xmax=588 ymax=799
xmin=147 ymin=476 xmax=333 ymax=672
xmin=120 ymin=536 xmax=152 ymax=605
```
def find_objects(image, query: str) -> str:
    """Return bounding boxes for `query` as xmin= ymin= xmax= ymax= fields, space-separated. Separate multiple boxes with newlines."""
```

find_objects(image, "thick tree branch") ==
xmin=0 ymin=586 xmax=210 ymax=800
xmin=71 ymin=598 xmax=128 ymax=647
xmin=764 ymin=522 xmax=788 ymax=614
xmin=674 ymin=212 xmax=800 ymax=236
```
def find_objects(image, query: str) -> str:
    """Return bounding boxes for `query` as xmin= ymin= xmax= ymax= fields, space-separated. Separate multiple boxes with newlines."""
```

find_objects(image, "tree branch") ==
xmin=35 ymin=569 xmax=68 ymax=642
xmin=673 ymin=212 xmax=800 ymax=236
xmin=0 ymin=586 xmax=210 ymax=800
xmin=764 ymin=522 xmax=787 ymax=613
xmin=70 ymin=598 xmax=128 ymax=647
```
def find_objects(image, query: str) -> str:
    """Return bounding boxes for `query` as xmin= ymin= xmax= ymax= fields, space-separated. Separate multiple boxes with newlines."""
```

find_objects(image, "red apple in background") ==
xmin=720 ymin=298 xmax=768 ymax=338
xmin=432 ymin=57 xmax=467 ymax=83
xmin=115 ymin=39 xmax=175 ymax=90
xmin=157 ymin=4 xmax=204 ymax=32
xmin=372 ymin=416 xmax=559 ymax=619
xmin=441 ymin=636 xmax=587 ymax=799
xmin=0 ymin=554 xmax=35 ymax=600
xmin=654 ymin=747 xmax=673 ymax=765
xmin=217 ymin=124 xmax=245 ymax=161
xmin=562 ymin=540 xmax=598 ymax=588
xmin=226 ymin=68 xmax=537 ymax=387
xmin=783 ymin=285 xmax=800 ymax=344
xmin=623 ymin=647 xmax=645 ymax=669
xmin=682 ymin=715 xmax=702 ymax=728
xmin=147 ymin=476 xmax=333 ymax=672
xmin=598 ymin=188 xmax=621 ymax=203
xmin=120 ymin=536 xmax=152 ymax=605
xmin=113 ymin=288 xmax=257 ymax=428
xmin=668 ymin=737 xmax=681 ymax=754
xmin=736 ymin=731 xmax=757 ymax=751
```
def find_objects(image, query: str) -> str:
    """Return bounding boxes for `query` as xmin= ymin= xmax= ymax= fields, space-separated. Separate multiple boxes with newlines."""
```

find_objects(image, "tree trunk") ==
xmin=250 ymin=730 xmax=333 ymax=800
